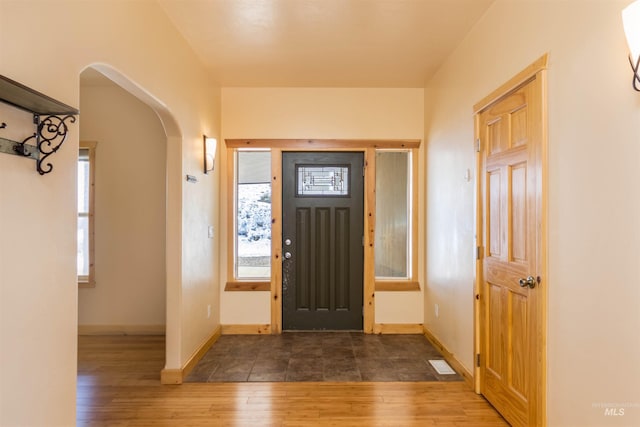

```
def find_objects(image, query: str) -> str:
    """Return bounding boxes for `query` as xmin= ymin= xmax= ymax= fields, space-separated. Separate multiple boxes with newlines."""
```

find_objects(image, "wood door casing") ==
xmin=282 ymin=152 xmax=364 ymax=330
xmin=224 ymin=140 xmax=421 ymax=335
xmin=477 ymin=62 xmax=546 ymax=427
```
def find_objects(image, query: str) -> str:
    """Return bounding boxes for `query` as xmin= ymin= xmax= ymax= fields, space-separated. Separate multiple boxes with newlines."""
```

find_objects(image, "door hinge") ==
xmin=476 ymin=246 xmax=482 ymax=260
xmin=362 ymin=235 xmax=365 ymax=247
xmin=476 ymin=353 xmax=481 ymax=367
xmin=475 ymin=138 xmax=481 ymax=153
xmin=363 ymin=165 xmax=366 ymax=176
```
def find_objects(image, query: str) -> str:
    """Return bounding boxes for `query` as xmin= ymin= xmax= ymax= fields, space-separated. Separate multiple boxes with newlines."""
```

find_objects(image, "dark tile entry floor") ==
xmin=184 ymin=332 xmax=463 ymax=383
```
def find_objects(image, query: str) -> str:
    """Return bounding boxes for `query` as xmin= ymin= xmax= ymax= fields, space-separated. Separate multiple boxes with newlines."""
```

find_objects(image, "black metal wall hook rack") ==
xmin=0 ymin=74 xmax=79 ymax=175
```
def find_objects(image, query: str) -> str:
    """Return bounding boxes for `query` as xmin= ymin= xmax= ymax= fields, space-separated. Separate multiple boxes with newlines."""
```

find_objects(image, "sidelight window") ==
xmin=224 ymin=141 xmax=421 ymax=294
xmin=374 ymin=150 xmax=414 ymax=281
xmin=235 ymin=150 xmax=272 ymax=280
xmin=78 ymin=141 xmax=96 ymax=287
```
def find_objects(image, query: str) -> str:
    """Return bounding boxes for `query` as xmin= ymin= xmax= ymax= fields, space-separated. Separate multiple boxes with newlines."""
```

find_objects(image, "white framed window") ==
xmin=78 ymin=141 xmax=96 ymax=287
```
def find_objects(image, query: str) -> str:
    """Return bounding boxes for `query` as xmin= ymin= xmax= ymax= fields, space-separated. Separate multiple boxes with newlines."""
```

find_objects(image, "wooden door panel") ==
xmin=487 ymin=90 xmax=527 ymax=116
xmin=510 ymin=291 xmax=528 ymax=399
xmin=484 ymin=285 xmax=530 ymax=426
xmin=511 ymin=163 xmax=527 ymax=263
xmin=488 ymin=118 xmax=505 ymax=155
xmin=511 ymin=106 xmax=528 ymax=147
xmin=485 ymin=372 xmax=528 ymax=427
xmin=479 ymin=74 xmax=543 ymax=427
xmin=485 ymin=258 xmax=528 ymax=287
xmin=487 ymin=283 xmax=504 ymax=378
xmin=488 ymin=169 xmax=503 ymax=257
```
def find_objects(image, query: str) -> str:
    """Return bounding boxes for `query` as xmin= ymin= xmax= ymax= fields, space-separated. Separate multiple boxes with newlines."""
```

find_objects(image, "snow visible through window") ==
xmin=236 ymin=151 xmax=271 ymax=279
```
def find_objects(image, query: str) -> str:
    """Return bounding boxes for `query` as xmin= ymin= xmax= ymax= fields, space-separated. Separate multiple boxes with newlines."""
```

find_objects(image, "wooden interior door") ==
xmin=477 ymin=66 xmax=545 ymax=427
xmin=281 ymin=152 xmax=364 ymax=330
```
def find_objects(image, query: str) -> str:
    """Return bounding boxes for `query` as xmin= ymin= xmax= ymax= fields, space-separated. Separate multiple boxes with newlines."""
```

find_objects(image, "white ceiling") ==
xmin=157 ymin=0 xmax=495 ymax=87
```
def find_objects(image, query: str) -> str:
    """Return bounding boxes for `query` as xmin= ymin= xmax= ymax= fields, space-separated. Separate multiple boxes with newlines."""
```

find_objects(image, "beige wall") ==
xmin=221 ymin=87 xmax=425 ymax=326
xmin=424 ymin=0 xmax=640 ymax=425
xmin=78 ymin=77 xmax=166 ymax=331
xmin=0 ymin=1 xmax=220 ymax=425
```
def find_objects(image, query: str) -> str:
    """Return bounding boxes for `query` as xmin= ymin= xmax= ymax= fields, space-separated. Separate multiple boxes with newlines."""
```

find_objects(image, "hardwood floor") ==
xmin=77 ymin=335 xmax=508 ymax=426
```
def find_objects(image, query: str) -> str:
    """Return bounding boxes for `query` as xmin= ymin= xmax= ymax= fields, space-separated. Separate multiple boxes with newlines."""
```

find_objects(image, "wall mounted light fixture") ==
xmin=623 ymin=0 xmax=640 ymax=91
xmin=204 ymin=135 xmax=217 ymax=174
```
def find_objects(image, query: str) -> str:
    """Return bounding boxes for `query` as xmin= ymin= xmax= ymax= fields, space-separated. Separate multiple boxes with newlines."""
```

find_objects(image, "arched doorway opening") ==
xmin=76 ymin=64 xmax=182 ymax=375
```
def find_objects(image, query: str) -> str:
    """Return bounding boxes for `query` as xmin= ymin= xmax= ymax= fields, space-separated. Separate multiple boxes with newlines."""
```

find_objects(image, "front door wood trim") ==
xmin=473 ymin=53 xmax=548 ymax=426
xmin=262 ymin=141 xmax=423 ymax=335
xmin=226 ymin=139 xmax=421 ymax=335
xmin=363 ymin=147 xmax=375 ymax=334
xmin=271 ymin=146 xmax=375 ymax=334
xmin=271 ymin=148 xmax=284 ymax=333
xmin=226 ymin=139 xmax=420 ymax=149
xmin=281 ymin=152 xmax=365 ymax=330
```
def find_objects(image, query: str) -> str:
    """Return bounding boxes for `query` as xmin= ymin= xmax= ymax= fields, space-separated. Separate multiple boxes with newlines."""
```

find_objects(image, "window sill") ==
xmin=225 ymin=281 xmax=271 ymax=291
xmin=375 ymin=281 xmax=420 ymax=291
xmin=78 ymin=281 xmax=95 ymax=289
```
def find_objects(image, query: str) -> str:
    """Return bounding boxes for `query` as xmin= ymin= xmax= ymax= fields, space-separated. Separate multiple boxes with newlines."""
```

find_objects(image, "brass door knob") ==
xmin=519 ymin=276 xmax=537 ymax=289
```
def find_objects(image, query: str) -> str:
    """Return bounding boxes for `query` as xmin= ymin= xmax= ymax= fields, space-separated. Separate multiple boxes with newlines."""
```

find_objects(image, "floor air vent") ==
xmin=428 ymin=359 xmax=456 ymax=375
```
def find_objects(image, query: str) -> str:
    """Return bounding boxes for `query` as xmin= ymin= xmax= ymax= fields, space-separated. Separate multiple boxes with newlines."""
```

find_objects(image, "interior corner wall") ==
xmin=0 ymin=1 xmax=220 ymax=425
xmin=220 ymin=87 xmax=425 ymax=326
xmin=424 ymin=1 xmax=640 ymax=426
xmin=78 ymin=81 xmax=166 ymax=331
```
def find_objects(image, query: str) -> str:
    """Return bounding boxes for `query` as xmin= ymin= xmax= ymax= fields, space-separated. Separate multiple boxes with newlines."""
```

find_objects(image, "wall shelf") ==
xmin=0 ymin=74 xmax=79 ymax=175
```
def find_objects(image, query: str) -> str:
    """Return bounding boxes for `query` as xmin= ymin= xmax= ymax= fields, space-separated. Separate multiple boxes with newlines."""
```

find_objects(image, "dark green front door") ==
xmin=282 ymin=152 xmax=364 ymax=330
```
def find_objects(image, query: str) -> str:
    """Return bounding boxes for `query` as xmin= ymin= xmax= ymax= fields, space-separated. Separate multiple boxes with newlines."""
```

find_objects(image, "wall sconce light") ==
xmin=204 ymin=135 xmax=217 ymax=174
xmin=623 ymin=0 xmax=640 ymax=91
